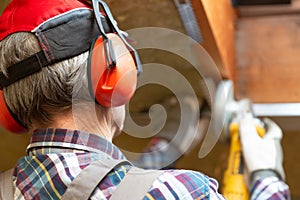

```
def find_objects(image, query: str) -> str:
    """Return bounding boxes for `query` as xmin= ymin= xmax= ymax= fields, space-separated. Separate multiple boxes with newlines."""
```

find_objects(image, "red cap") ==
xmin=0 ymin=0 xmax=91 ymax=41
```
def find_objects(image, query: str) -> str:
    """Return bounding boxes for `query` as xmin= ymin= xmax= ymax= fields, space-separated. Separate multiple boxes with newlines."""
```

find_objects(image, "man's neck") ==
xmin=32 ymin=104 xmax=114 ymax=142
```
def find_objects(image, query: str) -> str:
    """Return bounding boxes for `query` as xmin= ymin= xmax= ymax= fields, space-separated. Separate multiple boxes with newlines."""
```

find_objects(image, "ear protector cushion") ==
xmin=0 ymin=90 xmax=27 ymax=133
xmin=88 ymin=33 xmax=137 ymax=107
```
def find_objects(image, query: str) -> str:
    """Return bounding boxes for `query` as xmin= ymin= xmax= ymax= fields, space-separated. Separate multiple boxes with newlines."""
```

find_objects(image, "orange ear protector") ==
xmin=88 ymin=0 xmax=142 ymax=107
xmin=0 ymin=0 xmax=142 ymax=133
xmin=88 ymin=33 xmax=138 ymax=107
xmin=0 ymin=91 xmax=26 ymax=133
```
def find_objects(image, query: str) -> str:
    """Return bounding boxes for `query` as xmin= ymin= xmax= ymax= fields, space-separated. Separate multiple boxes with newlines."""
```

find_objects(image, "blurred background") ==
xmin=1 ymin=0 xmax=300 ymax=198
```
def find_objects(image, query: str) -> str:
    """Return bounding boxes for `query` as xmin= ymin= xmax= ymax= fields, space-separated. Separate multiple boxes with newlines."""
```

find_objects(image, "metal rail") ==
xmin=253 ymin=103 xmax=300 ymax=117
xmin=173 ymin=0 xmax=203 ymax=43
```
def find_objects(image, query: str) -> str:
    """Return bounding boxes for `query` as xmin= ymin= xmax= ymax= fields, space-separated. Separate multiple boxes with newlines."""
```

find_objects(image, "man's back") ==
xmin=12 ymin=128 xmax=223 ymax=199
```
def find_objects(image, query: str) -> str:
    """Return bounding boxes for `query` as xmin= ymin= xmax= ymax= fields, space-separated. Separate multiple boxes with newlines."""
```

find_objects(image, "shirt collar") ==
xmin=27 ymin=128 xmax=125 ymax=160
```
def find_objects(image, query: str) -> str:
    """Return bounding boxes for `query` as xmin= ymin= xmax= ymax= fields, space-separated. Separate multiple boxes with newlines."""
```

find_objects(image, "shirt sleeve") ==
xmin=145 ymin=170 xmax=226 ymax=200
xmin=250 ymin=177 xmax=290 ymax=200
xmin=208 ymin=177 xmax=226 ymax=200
xmin=135 ymin=138 xmax=226 ymax=199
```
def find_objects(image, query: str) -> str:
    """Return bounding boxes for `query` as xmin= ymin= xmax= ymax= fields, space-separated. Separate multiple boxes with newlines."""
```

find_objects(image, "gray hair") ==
xmin=0 ymin=32 xmax=93 ymax=129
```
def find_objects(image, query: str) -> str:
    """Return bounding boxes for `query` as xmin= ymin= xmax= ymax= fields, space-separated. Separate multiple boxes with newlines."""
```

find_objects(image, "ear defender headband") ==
xmin=0 ymin=0 xmax=142 ymax=133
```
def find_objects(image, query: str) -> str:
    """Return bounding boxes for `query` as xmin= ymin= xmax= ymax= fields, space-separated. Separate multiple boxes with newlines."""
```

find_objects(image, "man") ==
xmin=0 ymin=0 xmax=290 ymax=199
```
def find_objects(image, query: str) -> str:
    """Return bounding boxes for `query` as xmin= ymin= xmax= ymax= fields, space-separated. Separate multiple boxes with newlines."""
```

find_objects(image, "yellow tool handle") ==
xmin=223 ymin=123 xmax=249 ymax=200
xmin=223 ymin=123 xmax=266 ymax=200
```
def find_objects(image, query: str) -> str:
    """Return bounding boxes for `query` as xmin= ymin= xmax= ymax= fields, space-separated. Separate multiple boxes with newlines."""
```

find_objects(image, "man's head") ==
xmin=0 ymin=32 xmax=90 ymax=129
xmin=0 ymin=0 xmax=140 ymax=136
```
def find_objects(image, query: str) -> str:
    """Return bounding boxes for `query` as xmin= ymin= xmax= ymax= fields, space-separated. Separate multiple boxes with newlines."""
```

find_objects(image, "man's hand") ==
xmin=239 ymin=115 xmax=285 ymax=180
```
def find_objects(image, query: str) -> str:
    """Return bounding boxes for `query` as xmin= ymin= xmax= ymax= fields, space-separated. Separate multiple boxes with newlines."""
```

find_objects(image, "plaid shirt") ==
xmin=12 ymin=128 xmax=289 ymax=199
xmin=13 ymin=128 xmax=224 ymax=200
xmin=133 ymin=139 xmax=290 ymax=200
xmin=250 ymin=177 xmax=290 ymax=200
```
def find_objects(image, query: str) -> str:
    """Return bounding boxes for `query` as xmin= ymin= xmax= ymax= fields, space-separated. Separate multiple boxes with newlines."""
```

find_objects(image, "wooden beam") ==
xmin=191 ymin=0 xmax=236 ymax=80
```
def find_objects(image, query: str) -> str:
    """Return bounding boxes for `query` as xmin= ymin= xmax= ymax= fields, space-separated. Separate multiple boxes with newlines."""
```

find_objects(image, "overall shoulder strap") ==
xmin=110 ymin=167 xmax=164 ymax=200
xmin=62 ymin=159 xmax=131 ymax=200
xmin=0 ymin=168 xmax=14 ymax=200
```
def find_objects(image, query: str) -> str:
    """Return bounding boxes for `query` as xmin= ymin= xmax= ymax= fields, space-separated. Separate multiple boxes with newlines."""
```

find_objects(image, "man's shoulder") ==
xmin=145 ymin=169 xmax=217 ymax=199
xmin=160 ymin=169 xmax=209 ymax=180
xmin=159 ymin=169 xmax=216 ymax=187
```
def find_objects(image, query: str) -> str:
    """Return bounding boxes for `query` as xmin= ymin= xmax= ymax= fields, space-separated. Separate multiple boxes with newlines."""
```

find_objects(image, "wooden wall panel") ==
xmin=235 ymin=15 xmax=300 ymax=102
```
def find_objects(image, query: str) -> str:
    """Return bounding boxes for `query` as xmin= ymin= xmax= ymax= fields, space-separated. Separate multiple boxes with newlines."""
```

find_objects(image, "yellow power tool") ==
xmin=211 ymin=80 xmax=265 ymax=200
xmin=223 ymin=122 xmax=265 ymax=200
